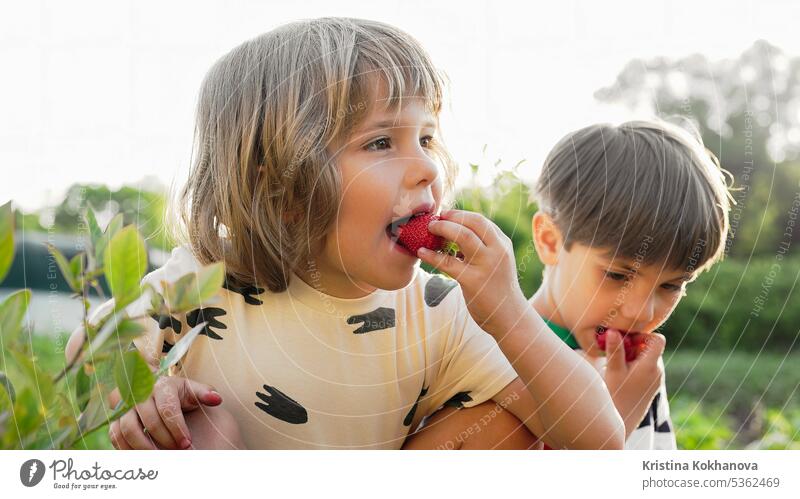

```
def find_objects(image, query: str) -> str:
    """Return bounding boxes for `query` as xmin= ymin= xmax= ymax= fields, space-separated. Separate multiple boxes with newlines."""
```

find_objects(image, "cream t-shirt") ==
xmin=109 ymin=246 xmax=519 ymax=449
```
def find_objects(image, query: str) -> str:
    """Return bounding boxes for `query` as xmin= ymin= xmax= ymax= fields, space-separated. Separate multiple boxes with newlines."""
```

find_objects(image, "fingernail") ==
xmin=417 ymin=248 xmax=430 ymax=256
xmin=180 ymin=438 xmax=192 ymax=449
xmin=205 ymin=391 xmax=222 ymax=404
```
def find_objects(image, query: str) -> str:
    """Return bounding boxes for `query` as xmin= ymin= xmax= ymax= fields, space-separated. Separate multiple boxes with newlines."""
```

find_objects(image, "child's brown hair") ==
xmin=531 ymin=120 xmax=735 ymax=274
xmin=175 ymin=18 xmax=456 ymax=292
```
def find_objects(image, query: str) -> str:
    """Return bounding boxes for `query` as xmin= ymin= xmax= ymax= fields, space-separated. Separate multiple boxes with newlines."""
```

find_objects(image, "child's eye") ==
xmin=420 ymin=135 xmax=435 ymax=148
xmin=661 ymin=283 xmax=684 ymax=293
xmin=604 ymin=271 xmax=629 ymax=282
xmin=365 ymin=137 xmax=391 ymax=151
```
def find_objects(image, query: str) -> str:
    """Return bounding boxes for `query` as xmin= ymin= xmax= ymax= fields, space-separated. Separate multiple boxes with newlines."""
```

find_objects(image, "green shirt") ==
xmin=543 ymin=319 xmax=579 ymax=350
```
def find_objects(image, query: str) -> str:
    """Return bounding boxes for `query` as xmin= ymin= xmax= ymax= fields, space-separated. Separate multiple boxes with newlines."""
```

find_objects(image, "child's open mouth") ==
xmin=384 ymin=211 xmax=458 ymax=257
xmin=385 ymin=214 xmax=417 ymax=256
xmin=386 ymin=214 xmax=415 ymax=241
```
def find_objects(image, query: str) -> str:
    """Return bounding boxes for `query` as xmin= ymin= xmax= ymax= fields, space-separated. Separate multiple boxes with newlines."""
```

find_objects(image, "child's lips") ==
xmin=386 ymin=202 xmax=437 ymax=239
xmin=595 ymin=326 xmax=643 ymax=336
xmin=386 ymin=214 xmax=414 ymax=239
xmin=385 ymin=222 xmax=415 ymax=257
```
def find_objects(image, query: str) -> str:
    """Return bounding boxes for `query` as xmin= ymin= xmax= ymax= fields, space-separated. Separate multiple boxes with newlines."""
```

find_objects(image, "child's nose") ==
xmin=619 ymin=290 xmax=656 ymax=325
xmin=404 ymin=150 xmax=439 ymax=188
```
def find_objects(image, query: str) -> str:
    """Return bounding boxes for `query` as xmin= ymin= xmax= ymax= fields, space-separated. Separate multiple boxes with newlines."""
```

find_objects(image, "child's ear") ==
xmin=531 ymin=211 xmax=562 ymax=266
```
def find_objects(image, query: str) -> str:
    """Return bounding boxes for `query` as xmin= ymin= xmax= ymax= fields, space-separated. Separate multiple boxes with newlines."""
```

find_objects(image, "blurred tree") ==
xmin=595 ymin=40 xmax=800 ymax=258
xmin=43 ymin=180 xmax=175 ymax=251
xmin=452 ymin=152 xmax=544 ymax=298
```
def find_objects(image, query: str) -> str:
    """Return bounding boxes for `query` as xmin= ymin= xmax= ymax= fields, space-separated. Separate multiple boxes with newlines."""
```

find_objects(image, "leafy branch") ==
xmin=0 ymin=201 xmax=224 ymax=449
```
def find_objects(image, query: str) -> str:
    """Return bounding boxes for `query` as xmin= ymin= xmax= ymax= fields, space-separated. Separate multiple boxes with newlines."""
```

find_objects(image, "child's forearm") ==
xmin=489 ymin=307 xmax=625 ymax=449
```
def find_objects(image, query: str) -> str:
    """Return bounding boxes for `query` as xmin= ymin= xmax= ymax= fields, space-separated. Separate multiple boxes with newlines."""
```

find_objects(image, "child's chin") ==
xmin=369 ymin=265 xmax=417 ymax=291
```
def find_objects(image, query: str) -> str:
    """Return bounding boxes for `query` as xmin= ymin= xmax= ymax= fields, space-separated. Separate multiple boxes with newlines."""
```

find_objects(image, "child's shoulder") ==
xmin=407 ymin=267 xmax=463 ymax=311
xmin=141 ymin=245 xmax=269 ymax=307
xmin=141 ymin=245 xmax=203 ymax=290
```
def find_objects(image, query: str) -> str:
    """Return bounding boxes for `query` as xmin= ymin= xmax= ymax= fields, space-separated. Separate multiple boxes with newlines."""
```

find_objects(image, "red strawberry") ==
xmin=596 ymin=329 xmax=646 ymax=362
xmin=395 ymin=213 xmax=457 ymax=255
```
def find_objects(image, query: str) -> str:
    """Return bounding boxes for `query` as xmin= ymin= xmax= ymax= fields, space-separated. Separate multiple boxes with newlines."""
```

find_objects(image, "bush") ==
xmin=664 ymin=255 xmax=800 ymax=352
xmin=0 ymin=202 xmax=223 ymax=449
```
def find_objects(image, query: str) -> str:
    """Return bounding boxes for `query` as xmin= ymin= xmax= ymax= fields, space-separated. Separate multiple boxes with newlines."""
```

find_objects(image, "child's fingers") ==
xmin=109 ymin=420 xmax=133 ymax=450
xmin=427 ymin=219 xmax=482 ymax=259
xmin=107 ymin=387 xmax=121 ymax=410
xmin=154 ymin=379 xmax=193 ymax=449
xmin=604 ymin=329 xmax=627 ymax=373
xmin=118 ymin=408 xmax=157 ymax=450
xmin=417 ymin=247 xmax=466 ymax=279
xmin=174 ymin=377 xmax=222 ymax=411
xmin=635 ymin=333 xmax=666 ymax=365
xmin=441 ymin=210 xmax=501 ymax=247
xmin=135 ymin=397 xmax=179 ymax=449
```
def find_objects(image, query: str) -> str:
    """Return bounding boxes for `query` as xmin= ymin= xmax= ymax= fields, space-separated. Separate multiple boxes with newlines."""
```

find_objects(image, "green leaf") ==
xmin=161 ymin=262 xmax=225 ymax=313
xmin=113 ymin=350 xmax=154 ymax=408
xmin=76 ymin=390 xmax=108 ymax=433
xmin=10 ymin=351 xmax=55 ymax=419
xmin=158 ymin=321 xmax=205 ymax=375
xmin=41 ymin=426 xmax=73 ymax=451
xmin=162 ymin=273 xmax=195 ymax=311
xmin=88 ymin=314 xmax=146 ymax=358
xmin=0 ymin=378 xmax=12 ymax=420
xmin=84 ymin=204 xmax=103 ymax=249
xmin=0 ymin=371 xmax=14 ymax=403
xmin=75 ymin=364 xmax=93 ymax=413
xmin=11 ymin=388 xmax=43 ymax=443
xmin=106 ymin=213 xmax=124 ymax=239
xmin=0 ymin=201 xmax=13 ymax=285
xmin=147 ymin=283 xmax=165 ymax=311
xmin=94 ymin=213 xmax=124 ymax=268
xmin=103 ymin=225 xmax=147 ymax=309
xmin=195 ymin=262 xmax=225 ymax=304
xmin=0 ymin=289 xmax=30 ymax=346
xmin=69 ymin=253 xmax=85 ymax=285
xmin=116 ymin=319 xmax=146 ymax=338
xmin=46 ymin=244 xmax=79 ymax=292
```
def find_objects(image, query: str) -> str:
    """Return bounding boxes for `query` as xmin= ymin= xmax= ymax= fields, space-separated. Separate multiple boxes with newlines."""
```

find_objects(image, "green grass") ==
xmin=665 ymin=350 xmax=800 ymax=449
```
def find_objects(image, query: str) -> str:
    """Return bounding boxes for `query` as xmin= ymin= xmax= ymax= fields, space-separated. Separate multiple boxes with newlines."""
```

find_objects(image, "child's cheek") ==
xmin=650 ymin=295 xmax=681 ymax=330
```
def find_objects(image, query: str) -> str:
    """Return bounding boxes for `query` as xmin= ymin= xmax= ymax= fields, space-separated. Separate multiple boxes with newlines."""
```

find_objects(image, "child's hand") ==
xmin=107 ymin=376 xmax=222 ymax=450
xmin=417 ymin=209 xmax=528 ymax=335
xmin=603 ymin=329 xmax=666 ymax=437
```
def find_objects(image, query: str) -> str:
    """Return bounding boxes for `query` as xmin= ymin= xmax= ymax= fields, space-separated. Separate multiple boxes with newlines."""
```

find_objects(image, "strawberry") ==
xmin=396 ymin=213 xmax=444 ymax=253
xmin=596 ymin=329 xmax=646 ymax=362
xmin=395 ymin=213 xmax=459 ymax=255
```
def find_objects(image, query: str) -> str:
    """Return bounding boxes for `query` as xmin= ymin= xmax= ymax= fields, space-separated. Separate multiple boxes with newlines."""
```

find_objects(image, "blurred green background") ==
xmin=5 ymin=40 xmax=799 ymax=449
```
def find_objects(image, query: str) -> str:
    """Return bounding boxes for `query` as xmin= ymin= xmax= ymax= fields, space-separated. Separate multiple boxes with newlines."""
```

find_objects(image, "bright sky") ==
xmin=3 ymin=0 xmax=799 ymax=211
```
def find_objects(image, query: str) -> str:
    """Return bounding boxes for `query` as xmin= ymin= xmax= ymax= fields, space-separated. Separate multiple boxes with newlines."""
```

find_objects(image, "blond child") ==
xmin=67 ymin=18 xmax=624 ymax=450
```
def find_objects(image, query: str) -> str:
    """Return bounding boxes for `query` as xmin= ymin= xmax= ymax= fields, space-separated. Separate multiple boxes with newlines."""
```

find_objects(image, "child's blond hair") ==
xmin=175 ymin=18 xmax=456 ymax=292
xmin=532 ymin=119 xmax=735 ymax=274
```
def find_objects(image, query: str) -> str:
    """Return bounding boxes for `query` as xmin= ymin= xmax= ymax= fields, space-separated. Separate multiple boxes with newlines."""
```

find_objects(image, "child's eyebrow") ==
xmin=653 ymin=272 xmax=695 ymax=282
xmin=606 ymin=262 xmax=638 ymax=274
xmin=359 ymin=119 xmax=437 ymax=133
xmin=604 ymin=260 xmax=693 ymax=282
